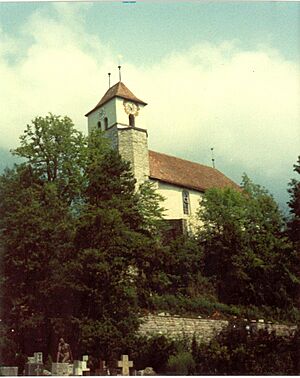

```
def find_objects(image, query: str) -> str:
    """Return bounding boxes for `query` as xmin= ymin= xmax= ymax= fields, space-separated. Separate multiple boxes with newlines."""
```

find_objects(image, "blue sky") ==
xmin=0 ymin=1 xmax=299 ymax=210
xmin=1 ymin=2 xmax=299 ymax=63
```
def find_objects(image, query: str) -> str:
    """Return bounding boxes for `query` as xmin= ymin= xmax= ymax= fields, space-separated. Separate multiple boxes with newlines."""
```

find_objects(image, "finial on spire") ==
xmin=108 ymin=73 xmax=111 ymax=88
xmin=211 ymin=147 xmax=215 ymax=169
xmin=118 ymin=65 xmax=122 ymax=82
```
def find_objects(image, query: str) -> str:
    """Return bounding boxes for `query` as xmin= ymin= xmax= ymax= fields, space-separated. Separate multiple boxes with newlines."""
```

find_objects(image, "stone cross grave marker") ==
xmin=74 ymin=355 xmax=90 ymax=376
xmin=25 ymin=352 xmax=44 ymax=376
xmin=118 ymin=355 xmax=133 ymax=376
xmin=34 ymin=352 xmax=43 ymax=364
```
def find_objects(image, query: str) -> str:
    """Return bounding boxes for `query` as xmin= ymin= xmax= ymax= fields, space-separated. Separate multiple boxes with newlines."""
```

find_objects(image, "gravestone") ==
xmin=118 ymin=355 xmax=133 ymax=376
xmin=25 ymin=351 xmax=44 ymax=376
xmin=0 ymin=367 xmax=18 ymax=376
xmin=73 ymin=355 xmax=90 ymax=376
xmin=137 ymin=367 xmax=156 ymax=376
xmin=52 ymin=362 xmax=70 ymax=376
xmin=143 ymin=367 xmax=156 ymax=376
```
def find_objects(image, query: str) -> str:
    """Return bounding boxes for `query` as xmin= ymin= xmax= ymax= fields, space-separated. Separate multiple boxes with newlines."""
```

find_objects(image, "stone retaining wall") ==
xmin=139 ymin=314 xmax=297 ymax=344
xmin=139 ymin=315 xmax=228 ymax=344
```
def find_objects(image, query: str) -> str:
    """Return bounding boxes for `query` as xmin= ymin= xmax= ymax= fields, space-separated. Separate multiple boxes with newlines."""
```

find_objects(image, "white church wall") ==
xmin=87 ymin=100 xmax=117 ymax=133
xmin=151 ymin=180 xmax=203 ymax=227
xmin=88 ymin=98 xmax=146 ymax=133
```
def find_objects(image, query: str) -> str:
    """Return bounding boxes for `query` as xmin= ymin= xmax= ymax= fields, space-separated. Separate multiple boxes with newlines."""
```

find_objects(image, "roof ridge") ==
xmin=149 ymin=150 xmax=240 ymax=192
xmin=149 ymin=149 xmax=219 ymax=172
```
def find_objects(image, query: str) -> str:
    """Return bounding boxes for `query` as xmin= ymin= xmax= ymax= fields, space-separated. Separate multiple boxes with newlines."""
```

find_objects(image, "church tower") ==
xmin=85 ymin=81 xmax=149 ymax=187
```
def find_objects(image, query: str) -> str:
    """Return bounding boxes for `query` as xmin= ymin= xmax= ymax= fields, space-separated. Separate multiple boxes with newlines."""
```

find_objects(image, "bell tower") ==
xmin=85 ymin=81 xmax=150 ymax=187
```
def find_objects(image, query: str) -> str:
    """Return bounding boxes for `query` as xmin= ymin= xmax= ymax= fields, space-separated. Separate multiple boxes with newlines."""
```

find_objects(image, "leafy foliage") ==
xmin=12 ymin=113 xmax=87 ymax=205
xmin=128 ymin=335 xmax=179 ymax=373
xmin=191 ymin=321 xmax=300 ymax=375
xmin=0 ymin=116 xmax=167 ymax=364
xmin=287 ymin=155 xmax=300 ymax=244
xmin=166 ymin=350 xmax=196 ymax=375
xmin=136 ymin=181 xmax=166 ymax=237
xmin=1 ymin=114 xmax=299 ymax=371
xmin=197 ymin=174 xmax=300 ymax=308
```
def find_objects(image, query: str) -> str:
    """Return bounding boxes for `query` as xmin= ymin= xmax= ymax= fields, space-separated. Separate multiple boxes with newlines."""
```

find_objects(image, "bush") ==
xmin=127 ymin=335 xmax=179 ymax=374
xmin=166 ymin=351 xmax=195 ymax=375
xmin=191 ymin=321 xmax=300 ymax=375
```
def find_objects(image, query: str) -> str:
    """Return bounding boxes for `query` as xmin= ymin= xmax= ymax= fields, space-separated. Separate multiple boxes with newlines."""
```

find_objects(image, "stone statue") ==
xmin=56 ymin=338 xmax=73 ymax=363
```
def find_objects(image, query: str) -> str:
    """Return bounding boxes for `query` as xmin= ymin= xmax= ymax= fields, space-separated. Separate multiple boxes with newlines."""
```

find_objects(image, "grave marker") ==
xmin=0 ymin=367 xmax=18 ymax=376
xmin=73 ymin=356 xmax=90 ymax=376
xmin=34 ymin=352 xmax=43 ymax=364
xmin=52 ymin=362 xmax=70 ymax=376
xmin=118 ymin=355 xmax=133 ymax=376
xmin=25 ymin=352 xmax=44 ymax=376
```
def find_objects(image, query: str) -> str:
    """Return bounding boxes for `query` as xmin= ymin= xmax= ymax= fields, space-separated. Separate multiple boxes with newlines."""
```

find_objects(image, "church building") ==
xmin=85 ymin=80 xmax=239 ymax=232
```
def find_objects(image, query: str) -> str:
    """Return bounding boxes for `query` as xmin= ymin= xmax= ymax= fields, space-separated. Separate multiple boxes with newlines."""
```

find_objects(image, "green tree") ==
xmin=287 ymin=156 xmax=300 ymax=244
xmin=0 ymin=164 xmax=75 ymax=363
xmin=12 ymin=113 xmax=87 ymax=205
xmin=68 ymin=133 xmax=168 ymax=358
xmin=197 ymin=174 xmax=300 ymax=308
xmin=0 ymin=120 xmax=168 ymax=363
xmin=0 ymin=116 xmax=89 ymax=362
xmin=192 ymin=321 xmax=300 ymax=375
xmin=161 ymin=235 xmax=207 ymax=296
xmin=136 ymin=181 xmax=166 ymax=237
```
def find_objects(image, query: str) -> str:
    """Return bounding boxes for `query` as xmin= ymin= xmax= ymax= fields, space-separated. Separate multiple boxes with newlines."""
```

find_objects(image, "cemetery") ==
xmin=0 ymin=351 xmax=151 ymax=376
xmin=0 ymin=314 xmax=298 ymax=376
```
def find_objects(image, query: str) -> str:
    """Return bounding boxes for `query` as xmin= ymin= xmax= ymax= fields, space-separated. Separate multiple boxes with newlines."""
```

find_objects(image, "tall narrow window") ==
xmin=104 ymin=117 xmax=108 ymax=130
xmin=97 ymin=121 xmax=102 ymax=130
xmin=182 ymin=190 xmax=190 ymax=215
xmin=129 ymin=114 xmax=135 ymax=127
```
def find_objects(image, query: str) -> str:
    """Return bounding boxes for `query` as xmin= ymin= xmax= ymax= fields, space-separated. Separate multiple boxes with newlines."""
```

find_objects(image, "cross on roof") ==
xmin=117 ymin=355 xmax=133 ymax=376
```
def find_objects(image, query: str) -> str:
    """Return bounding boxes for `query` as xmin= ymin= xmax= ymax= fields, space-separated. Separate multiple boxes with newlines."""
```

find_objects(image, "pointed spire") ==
xmin=118 ymin=65 xmax=122 ymax=82
xmin=85 ymin=81 xmax=147 ymax=117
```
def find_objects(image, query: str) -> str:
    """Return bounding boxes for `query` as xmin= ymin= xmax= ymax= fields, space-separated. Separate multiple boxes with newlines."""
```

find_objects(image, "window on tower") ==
xmin=129 ymin=114 xmax=135 ymax=127
xmin=97 ymin=121 xmax=101 ymax=130
xmin=104 ymin=117 xmax=108 ymax=130
xmin=182 ymin=190 xmax=190 ymax=215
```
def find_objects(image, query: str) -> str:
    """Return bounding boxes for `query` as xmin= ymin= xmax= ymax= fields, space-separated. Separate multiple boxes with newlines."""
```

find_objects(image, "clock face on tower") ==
xmin=123 ymin=101 xmax=139 ymax=116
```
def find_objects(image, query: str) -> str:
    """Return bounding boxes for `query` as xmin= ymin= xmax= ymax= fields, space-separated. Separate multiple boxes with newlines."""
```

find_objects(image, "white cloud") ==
xmin=0 ymin=4 xmax=299 ymax=203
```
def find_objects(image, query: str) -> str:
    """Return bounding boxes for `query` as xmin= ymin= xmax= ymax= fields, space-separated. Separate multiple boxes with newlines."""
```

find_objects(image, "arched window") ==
xmin=182 ymin=190 xmax=190 ymax=215
xmin=97 ymin=121 xmax=101 ymax=130
xmin=129 ymin=114 xmax=135 ymax=127
xmin=104 ymin=117 xmax=108 ymax=130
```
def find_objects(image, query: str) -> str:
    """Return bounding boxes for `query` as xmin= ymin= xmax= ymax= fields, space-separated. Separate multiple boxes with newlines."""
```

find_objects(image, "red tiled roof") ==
xmin=85 ymin=82 xmax=147 ymax=116
xmin=149 ymin=150 xmax=240 ymax=192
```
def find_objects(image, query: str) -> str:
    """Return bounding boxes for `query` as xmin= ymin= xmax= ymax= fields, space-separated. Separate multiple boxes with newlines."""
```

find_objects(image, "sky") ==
xmin=0 ymin=1 xmax=299 ymax=211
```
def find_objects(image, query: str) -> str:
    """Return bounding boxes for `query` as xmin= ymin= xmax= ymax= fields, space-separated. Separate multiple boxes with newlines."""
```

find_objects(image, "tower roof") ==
xmin=85 ymin=81 xmax=147 ymax=116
